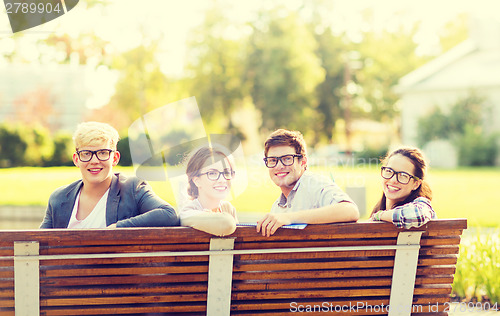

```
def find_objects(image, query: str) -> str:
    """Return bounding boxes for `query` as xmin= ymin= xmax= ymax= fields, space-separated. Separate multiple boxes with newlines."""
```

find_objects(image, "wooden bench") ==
xmin=0 ymin=218 xmax=467 ymax=315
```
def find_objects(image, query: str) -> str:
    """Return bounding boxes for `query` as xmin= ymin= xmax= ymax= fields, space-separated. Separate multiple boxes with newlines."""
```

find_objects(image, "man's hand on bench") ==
xmin=257 ymin=213 xmax=291 ymax=237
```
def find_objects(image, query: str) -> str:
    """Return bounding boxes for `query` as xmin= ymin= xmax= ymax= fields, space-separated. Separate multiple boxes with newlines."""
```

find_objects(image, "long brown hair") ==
xmin=371 ymin=147 xmax=432 ymax=215
xmin=185 ymin=146 xmax=233 ymax=199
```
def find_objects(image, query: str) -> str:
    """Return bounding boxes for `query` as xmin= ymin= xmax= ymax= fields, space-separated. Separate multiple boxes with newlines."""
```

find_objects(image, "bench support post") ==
xmin=207 ymin=238 xmax=235 ymax=316
xmin=14 ymin=241 xmax=40 ymax=316
xmin=388 ymin=231 xmax=423 ymax=316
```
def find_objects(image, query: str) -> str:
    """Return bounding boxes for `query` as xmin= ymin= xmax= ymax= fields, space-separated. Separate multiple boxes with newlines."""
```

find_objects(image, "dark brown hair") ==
xmin=264 ymin=129 xmax=307 ymax=157
xmin=185 ymin=146 xmax=232 ymax=199
xmin=371 ymin=147 xmax=432 ymax=214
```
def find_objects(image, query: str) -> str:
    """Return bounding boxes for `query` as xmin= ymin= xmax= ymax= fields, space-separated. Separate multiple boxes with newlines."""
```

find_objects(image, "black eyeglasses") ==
xmin=381 ymin=167 xmax=419 ymax=185
xmin=199 ymin=169 xmax=235 ymax=181
xmin=76 ymin=149 xmax=114 ymax=162
xmin=263 ymin=154 xmax=302 ymax=168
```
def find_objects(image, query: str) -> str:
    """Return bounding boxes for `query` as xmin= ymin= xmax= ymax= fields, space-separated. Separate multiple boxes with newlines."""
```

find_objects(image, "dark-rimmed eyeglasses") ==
xmin=76 ymin=149 xmax=114 ymax=162
xmin=199 ymin=169 xmax=235 ymax=181
xmin=381 ymin=166 xmax=419 ymax=185
xmin=263 ymin=154 xmax=302 ymax=168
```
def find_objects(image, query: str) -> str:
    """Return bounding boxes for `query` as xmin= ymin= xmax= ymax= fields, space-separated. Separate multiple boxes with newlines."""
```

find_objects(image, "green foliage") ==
xmin=418 ymin=93 xmax=498 ymax=166
xmin=0 ymin=124 xmax=27 ymax=167
xmin=417 ymin=107 xmax=450 ymax=146
xmin=107 ymin=44 xmax=177 ymax=130
xmin=311 ymin=26 xmax=345 ymax=142
xmin=453 ymin=230 xmax=500 ymax=303
xmin=246 ymin=9 xmax=325 ymax=134
xmin=185 ymin=7 xmax=247 ymax=136
xmin=117 ymin=136 xmax=132 ymax=167
xmin=456 ymin=125 xmax=498 ymax=167
xmin=0 ymin=124 xmax=53 ymax=167
xmin=355 ymin=26 xmax=431 ymax=121
xmin=23 ymin=126 xmax=54 ymax=166
xmin=355 ymin=143 xmax=389 ymax=162
xmin=47 ymin=133 xmax=74 ymax=167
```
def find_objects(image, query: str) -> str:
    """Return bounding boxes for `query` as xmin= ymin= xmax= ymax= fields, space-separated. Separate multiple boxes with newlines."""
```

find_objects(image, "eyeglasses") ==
xmin=263 ymin=154 xmax=302 ymax=168
xmin=76 ymin=149 xmax=114 ymax=162
xmin=381 ymin=167 xmax=419 ymax=185
xmin=199 ymin=169 xmax=235 ymax=181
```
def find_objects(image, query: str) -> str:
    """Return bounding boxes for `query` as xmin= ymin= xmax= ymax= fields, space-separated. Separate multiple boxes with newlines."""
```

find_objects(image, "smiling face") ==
xmin=193 ymin=156 xmax=233 ymax=206
xmin=382 ymin=154 xmax=422 ymax=209
xmin=73 ymin=140 xmax=120 ymax=188
xmin=266 ymin=145 xmax=307 ymax=197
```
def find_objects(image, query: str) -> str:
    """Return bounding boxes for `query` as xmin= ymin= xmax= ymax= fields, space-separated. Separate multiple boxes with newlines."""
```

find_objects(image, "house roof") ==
xmin=395 ymin=22 xmax=500 ymax=93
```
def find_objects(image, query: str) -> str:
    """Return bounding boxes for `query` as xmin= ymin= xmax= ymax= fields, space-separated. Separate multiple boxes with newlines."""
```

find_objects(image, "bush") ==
xmin=455 ymin=125 xmax=498 ymax=167
xmin=0 ymin=124 xmax=27 ymax=167
xmin=454 ymin=229 xmax=500 ymax=303
xmin=355 ymin=143 xmax=389 ymax=162
xmin=46 ymin=133 xmax=74 ymax=167
xmin=23 ymin=125 xmax=54 ymax=166
xmin=417 ymin=93 xmax=498 ymax=166
xmin=117 ymin=136 xmax=132 ymax=166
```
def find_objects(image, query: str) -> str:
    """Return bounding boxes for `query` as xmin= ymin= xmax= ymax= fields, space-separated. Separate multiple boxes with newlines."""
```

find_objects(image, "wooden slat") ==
xmin=40 ymin=273 xmax=208 ymax=287
xmin=42 ymin=254 xmax=208 ymax=266
xmin=41 ymin=304 xmax=207 ymax=315
xmin=40 ymin=243 xmax=210 ymax=256
xmin=0 ymin=300 xmax=15 ymax=308
xmin=42 ymin=292 xmax=208 ymax=306
xmin=234 ymin=259 xmax=396 ymax=272
xmin=0 ymin=270 xmax=13 ymax=278
xmin=41 ymin=283 xmax=207 ymax=296
xmin=232 ymin=275 xmax=455 ymax=292
xmin=41 ymin=264 xmax=208 ymax=277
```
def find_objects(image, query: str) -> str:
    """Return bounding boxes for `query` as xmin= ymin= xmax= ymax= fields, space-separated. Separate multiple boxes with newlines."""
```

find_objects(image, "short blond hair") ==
xmin=73 ymin=122 xmax=120 ymax=150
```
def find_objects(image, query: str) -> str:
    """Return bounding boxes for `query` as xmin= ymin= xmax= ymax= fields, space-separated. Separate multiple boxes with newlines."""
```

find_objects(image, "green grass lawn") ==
xmin=1 ymin=165 xmax=499 ymax=227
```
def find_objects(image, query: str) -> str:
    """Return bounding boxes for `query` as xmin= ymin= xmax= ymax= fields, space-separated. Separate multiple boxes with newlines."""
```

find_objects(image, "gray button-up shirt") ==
xmin=270 ymin=172 xmax=354 ymax=213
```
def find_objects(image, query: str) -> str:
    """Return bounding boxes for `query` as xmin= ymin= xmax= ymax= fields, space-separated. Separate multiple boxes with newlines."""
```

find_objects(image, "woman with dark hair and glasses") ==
xmin=40 ymin=122 xmax=179 ymax=229
xmin=370 ymin=147 xmax=436 ymax=229
xmin=179 ymin=146 xmax=238 ymax=236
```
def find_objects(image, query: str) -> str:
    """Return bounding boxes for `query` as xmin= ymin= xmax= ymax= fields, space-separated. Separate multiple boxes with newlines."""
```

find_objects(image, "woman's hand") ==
xmin=219 ymin=201 xmax=235 ymax=215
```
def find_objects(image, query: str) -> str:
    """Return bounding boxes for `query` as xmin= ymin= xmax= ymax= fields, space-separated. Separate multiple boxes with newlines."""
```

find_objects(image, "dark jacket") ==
xmin=40 ymin=173 xmax=179 ymax=228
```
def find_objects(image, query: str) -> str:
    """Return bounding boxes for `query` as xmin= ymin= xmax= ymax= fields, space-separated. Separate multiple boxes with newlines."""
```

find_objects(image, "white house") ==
xmin=395 ymin=18 xmax=500 ymax=167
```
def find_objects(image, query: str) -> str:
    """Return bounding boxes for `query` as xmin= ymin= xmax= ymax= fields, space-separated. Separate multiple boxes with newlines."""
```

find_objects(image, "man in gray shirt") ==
xmin=257 ymin=129 xmax=359 ymax=236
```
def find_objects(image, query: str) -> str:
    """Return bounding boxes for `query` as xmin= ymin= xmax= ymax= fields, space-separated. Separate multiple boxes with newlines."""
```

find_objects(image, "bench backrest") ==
xmin=0 ymin=219 xmax=467 ymax=316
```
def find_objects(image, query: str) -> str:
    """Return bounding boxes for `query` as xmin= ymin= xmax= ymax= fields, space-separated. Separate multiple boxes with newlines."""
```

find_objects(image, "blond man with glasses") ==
xmin=257 ymin=129 xmax=359 ymax=237
xmin=40 ymin=122 xmax=179 ymax=229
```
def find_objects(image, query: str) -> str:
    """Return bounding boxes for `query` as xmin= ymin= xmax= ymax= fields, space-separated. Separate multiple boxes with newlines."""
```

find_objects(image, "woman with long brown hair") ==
xmin=370 ymin=147 xmax=436 ymax=229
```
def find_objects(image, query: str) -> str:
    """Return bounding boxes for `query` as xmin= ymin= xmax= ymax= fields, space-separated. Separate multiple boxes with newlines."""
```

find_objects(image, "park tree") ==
xmin=310 ymin=25 xmax=348 ymax=144
xmin=245 ymin=8 xmax=325 ymax=136
xmin=354 ymin=25 xmax=430 ymax=122
xmin=10 ymin=87 xmax=60 ymax=133
xmin=185 ymin=6 xmax=247 ymax=137
xmin=104 ymin=43 xmax=174 ymax=131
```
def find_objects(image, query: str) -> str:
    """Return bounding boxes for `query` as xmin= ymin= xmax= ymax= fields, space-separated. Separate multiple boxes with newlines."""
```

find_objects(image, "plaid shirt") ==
xmin=392 ymin=197 xmax=436 ymax=229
